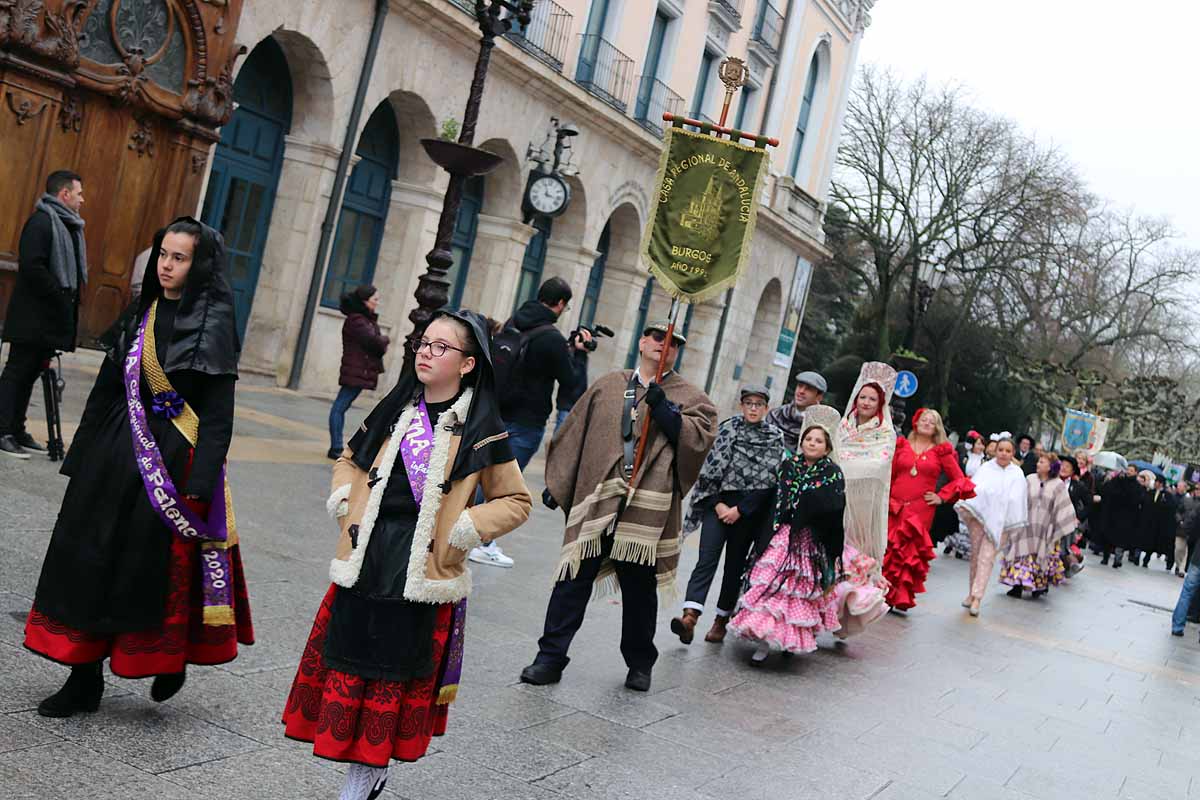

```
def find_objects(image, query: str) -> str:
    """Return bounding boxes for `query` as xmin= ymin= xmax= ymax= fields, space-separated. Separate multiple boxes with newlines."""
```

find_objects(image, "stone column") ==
xmin=460 ymin=214 xmax=536 ymax=321
xmin=544 ymin=240 xmax=601 ymax=333
xmin=243 ymin=135 xmax=342 ymax=384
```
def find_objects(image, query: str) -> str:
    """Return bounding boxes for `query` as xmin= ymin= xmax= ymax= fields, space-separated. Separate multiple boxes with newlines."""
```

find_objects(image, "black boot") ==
xmin=1006 ymin=585 xmax=1023 ymax=598
xmin=151 ymin=670 xmax=186 ymax=703
xmin=38 ymin=662 xmax=103 ymax=718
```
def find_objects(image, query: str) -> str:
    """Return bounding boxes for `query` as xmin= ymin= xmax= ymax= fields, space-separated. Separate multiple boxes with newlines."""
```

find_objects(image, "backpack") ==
xmin=491 ymin=320 xmax=556 ymax=395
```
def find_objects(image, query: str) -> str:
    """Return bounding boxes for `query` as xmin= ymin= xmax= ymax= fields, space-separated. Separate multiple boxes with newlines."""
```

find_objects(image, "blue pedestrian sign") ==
xmin=895 ymin=370 xmax=919 ymax=398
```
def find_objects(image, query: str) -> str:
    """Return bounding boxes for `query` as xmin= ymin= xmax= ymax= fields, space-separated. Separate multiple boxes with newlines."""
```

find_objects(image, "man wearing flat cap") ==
xmin=766 ymin=369 xmax=827 ymax=452
xmin=522 ymin=321 xmax=717 ymax=692
xmin=671 ymin=384 xmax=784 ymax=645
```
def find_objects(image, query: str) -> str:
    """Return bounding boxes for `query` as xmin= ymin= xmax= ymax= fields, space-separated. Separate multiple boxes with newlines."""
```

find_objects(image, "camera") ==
xmin=570 ymin=324 xmax=614 ymax=352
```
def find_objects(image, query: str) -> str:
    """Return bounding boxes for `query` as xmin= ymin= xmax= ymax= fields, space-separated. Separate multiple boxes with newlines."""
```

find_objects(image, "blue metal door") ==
xmin=201 ymin=38 xmax=292 ymax=341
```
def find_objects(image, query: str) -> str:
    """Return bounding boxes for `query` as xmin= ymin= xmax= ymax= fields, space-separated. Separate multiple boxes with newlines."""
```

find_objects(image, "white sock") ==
xmin=339 ymin=764 xmax=389 ymax=800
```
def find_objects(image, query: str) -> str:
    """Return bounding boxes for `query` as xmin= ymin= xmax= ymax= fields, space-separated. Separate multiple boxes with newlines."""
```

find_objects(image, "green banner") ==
xmin=641 ymin=126 xmax=768 ymax=303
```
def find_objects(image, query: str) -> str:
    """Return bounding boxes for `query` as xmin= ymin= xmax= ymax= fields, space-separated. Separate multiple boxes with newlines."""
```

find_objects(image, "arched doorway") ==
xmin=514 ymin=216 xmax=553 ymax=314
xmin=578 ymin=221 xmax=610 ymax=327
xmin=321 ymin=103 xmax=399 ymax=307
xmin=201 ymin=37 xmax=293 ymax=340
xmin=744 ymin=278 xmax=783 ymax=386
xmin=447 ymin=175 xmax=484 ymax=310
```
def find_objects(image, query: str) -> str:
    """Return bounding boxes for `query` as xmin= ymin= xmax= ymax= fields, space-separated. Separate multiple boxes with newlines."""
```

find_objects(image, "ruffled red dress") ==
xmin=282 ymin=587 xmax=453 ymax=766
xmin=884 ymin=440 xmax=975 ymax=610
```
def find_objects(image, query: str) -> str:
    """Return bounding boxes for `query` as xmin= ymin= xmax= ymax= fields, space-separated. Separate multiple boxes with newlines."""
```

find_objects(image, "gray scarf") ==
xmin=34 ymin=194 xmax=87 ymax=293
xmin=684 ymin=416 xmax=785 ymax=533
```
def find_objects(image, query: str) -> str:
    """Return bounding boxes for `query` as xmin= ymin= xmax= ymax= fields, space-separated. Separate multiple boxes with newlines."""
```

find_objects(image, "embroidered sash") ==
xmin=124 ymin=300 xmax=236 ymax=625
xmin=399 ymin=397 xmax=434 ymax=504
xmin=398 ymin=396 xmax=467 ymax=705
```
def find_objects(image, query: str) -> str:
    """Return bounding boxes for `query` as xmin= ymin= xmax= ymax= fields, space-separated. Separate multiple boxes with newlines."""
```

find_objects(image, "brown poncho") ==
xmin=546 ymin=370 xmax=717 ymax=600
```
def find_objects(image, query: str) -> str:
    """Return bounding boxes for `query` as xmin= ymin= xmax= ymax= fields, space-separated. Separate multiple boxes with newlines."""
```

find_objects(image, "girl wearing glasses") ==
xmin=282 ymin=310 xmax=531 ymax=800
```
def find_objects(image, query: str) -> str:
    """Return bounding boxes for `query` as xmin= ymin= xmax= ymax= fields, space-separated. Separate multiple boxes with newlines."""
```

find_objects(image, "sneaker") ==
xmin=0 ymin=435 xmax=30 ymax=460
xmin=14 ymin=432 xmax=45 ymax=452
xmin=469 ymin=542 xmax=514 ymax=568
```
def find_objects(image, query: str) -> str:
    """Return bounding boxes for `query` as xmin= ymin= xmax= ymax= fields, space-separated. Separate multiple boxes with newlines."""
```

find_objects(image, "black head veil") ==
xmin=102 ymin=216 xmax=240 ymax=377
xmin=348 ymin=309 xmax=514 ymax=486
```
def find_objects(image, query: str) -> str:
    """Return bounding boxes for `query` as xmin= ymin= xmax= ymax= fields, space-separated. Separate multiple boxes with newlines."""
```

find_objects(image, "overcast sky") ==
xmin=857 ymin=0 xmax=1200 ymax=250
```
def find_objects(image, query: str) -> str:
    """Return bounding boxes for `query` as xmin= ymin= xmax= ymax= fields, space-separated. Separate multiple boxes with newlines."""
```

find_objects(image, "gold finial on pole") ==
xmin=717 ymin=57 xmax=749 ymax=127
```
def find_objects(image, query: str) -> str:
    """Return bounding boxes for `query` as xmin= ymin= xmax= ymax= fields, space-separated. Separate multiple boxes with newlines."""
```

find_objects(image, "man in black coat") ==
xmin=471 ymin=276 xmax=589 ymax=568
xmin=0 ymin=170 xmax=86 ymax=459
xmin=1016 ymin=434 xmax=1039 ymax=475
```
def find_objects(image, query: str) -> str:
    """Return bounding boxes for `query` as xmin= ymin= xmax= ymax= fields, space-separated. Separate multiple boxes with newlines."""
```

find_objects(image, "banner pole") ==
xmin=628 ymin=298 xmax=684 ymax=488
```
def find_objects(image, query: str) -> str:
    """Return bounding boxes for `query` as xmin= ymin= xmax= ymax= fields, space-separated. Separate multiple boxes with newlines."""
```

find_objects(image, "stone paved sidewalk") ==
xmin=2 ymin=353 xmax=1200 ymax=799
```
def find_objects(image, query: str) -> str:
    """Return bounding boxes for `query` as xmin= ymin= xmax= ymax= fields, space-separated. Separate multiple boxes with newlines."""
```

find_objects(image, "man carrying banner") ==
xmin=520 ymin=322 xmax=717 ymax=691
xmin=520 ymin=105 xmax=773 ymax=690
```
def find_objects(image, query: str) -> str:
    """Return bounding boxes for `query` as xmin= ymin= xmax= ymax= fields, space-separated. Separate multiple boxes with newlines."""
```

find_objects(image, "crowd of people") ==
xmin=6 ymin=168 xmax=1199 ymax=800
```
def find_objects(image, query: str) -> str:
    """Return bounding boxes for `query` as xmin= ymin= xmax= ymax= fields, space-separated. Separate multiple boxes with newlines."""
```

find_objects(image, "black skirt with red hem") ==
xmin=24 ymin=538 xmax=254 ymax=677
xmin=282 ymin=585 xmax=452 ymax=768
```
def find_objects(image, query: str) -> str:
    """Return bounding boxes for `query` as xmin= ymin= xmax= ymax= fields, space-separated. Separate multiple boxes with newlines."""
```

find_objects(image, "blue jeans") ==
xmin=328 ymin=386 xmax=362 ymax=452
xmin=1172 ymin=562 xmax=1200 ymax=633
xmin=506 ymin=422 xmax=545 ymax=473
xmin=554 ymin=408 xmax=570 ymax=432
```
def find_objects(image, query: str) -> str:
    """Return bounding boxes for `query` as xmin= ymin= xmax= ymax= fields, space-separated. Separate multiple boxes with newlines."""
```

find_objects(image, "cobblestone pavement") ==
xmin=2 ymin=352 xmax=1200 ymax=799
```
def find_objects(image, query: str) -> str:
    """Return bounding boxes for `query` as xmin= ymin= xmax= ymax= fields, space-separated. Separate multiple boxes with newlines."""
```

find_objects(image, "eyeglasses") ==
xmin=741 ymin=400 xmax=767 ymax=409
xmin=409 ymin=338 xmax=469 ymax=358
xmin=646 ymin=330 xmax=679 ymax=344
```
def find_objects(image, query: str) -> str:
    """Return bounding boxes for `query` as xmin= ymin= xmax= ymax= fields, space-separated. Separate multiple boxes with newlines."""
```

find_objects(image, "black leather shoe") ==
xmin=326 ymin=447 xmax=341 ymax=460
xmin=38 ymin=663 xmax=103 ymax=718
xmin=0 ymin=435 xmax=30 ymax=460
xmin=624 ymin=668 xmax=651 ymax=692
xmin=14 ymin=432 xmax=45 ymax=452
xmin=519 ymin=662 xmax=562 ymax=686
xmin=151 ymin=671 xmax=186 ymax=702
xmin=1006 ymin=586 xmax=1023 ymax=598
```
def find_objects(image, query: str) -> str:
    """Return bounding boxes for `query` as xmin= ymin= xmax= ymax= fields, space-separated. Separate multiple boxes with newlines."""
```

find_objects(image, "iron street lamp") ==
xmin=404 ymin=0 xmax=536 ymax=373
xmin=903 ymin=254 xmax=947 ymax=351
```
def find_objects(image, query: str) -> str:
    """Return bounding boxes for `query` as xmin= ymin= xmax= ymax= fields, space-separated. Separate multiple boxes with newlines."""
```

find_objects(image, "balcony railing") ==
xmin=633 ymin=76 xmax=684 ymax=136
xmin=752 ymin=1 xmax=784 ymax=55
xmin=448 ymin=0 xmax=474 ymax=15
xmin=574 ymin=34 xmax=635 ymax=114
xmin=505 ymin=0 xmax=573 ymax=72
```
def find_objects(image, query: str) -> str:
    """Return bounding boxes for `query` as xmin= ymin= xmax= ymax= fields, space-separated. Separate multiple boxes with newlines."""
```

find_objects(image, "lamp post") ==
xmin=902 ymin=255 xmax=947 ymax=351
xmin=403 ymin=0 xmax=535 ymax=372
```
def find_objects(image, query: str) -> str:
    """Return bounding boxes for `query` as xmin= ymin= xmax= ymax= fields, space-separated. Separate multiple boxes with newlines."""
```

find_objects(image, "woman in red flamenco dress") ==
xmin=884 ymin=408 xmax=975 ymax=613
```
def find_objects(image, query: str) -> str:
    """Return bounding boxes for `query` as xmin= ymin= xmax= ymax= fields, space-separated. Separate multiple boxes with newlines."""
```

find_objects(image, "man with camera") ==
xmin=471 ymin=276 xmax=590 ymax=568
xmin=0 ymin=170 xmax=86 ymax=459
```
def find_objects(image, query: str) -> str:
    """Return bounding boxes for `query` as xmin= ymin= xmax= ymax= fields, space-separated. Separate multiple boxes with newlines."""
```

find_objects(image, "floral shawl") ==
xmin=755 ymin=454 xmax=846 ymax=592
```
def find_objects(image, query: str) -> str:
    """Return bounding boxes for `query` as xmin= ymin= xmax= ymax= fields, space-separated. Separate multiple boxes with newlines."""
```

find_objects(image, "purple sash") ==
xmin=124 ymin=308 xmax=233 ymax=622
xmin=399 ymin=397 xmax=467 ymax=705
xmin=399 ymin=397 xmax=435 ymax=505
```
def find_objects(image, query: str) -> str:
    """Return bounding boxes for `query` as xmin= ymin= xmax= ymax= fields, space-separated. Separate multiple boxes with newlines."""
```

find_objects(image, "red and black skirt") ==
xmin=24 ymin=538 xmax=254 ymax=677
xmin=282 ymin=585 xmax=452 ymax=767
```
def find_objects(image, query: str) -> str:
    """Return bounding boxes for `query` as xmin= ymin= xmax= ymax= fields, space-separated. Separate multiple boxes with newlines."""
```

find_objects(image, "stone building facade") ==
xmin=203 ymin=0 xmax=876 ymax=412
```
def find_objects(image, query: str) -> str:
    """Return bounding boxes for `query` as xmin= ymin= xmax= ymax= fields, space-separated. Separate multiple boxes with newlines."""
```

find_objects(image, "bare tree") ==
xmin=831 ymin=66 xmax=1073 ymax=359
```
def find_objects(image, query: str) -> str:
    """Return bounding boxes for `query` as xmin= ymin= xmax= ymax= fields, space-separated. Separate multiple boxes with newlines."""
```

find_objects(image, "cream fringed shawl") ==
xmin=836 ymin=415 xmax=895 ymax=570
xmin=835 ymin=362 xmax=898 ymax=571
